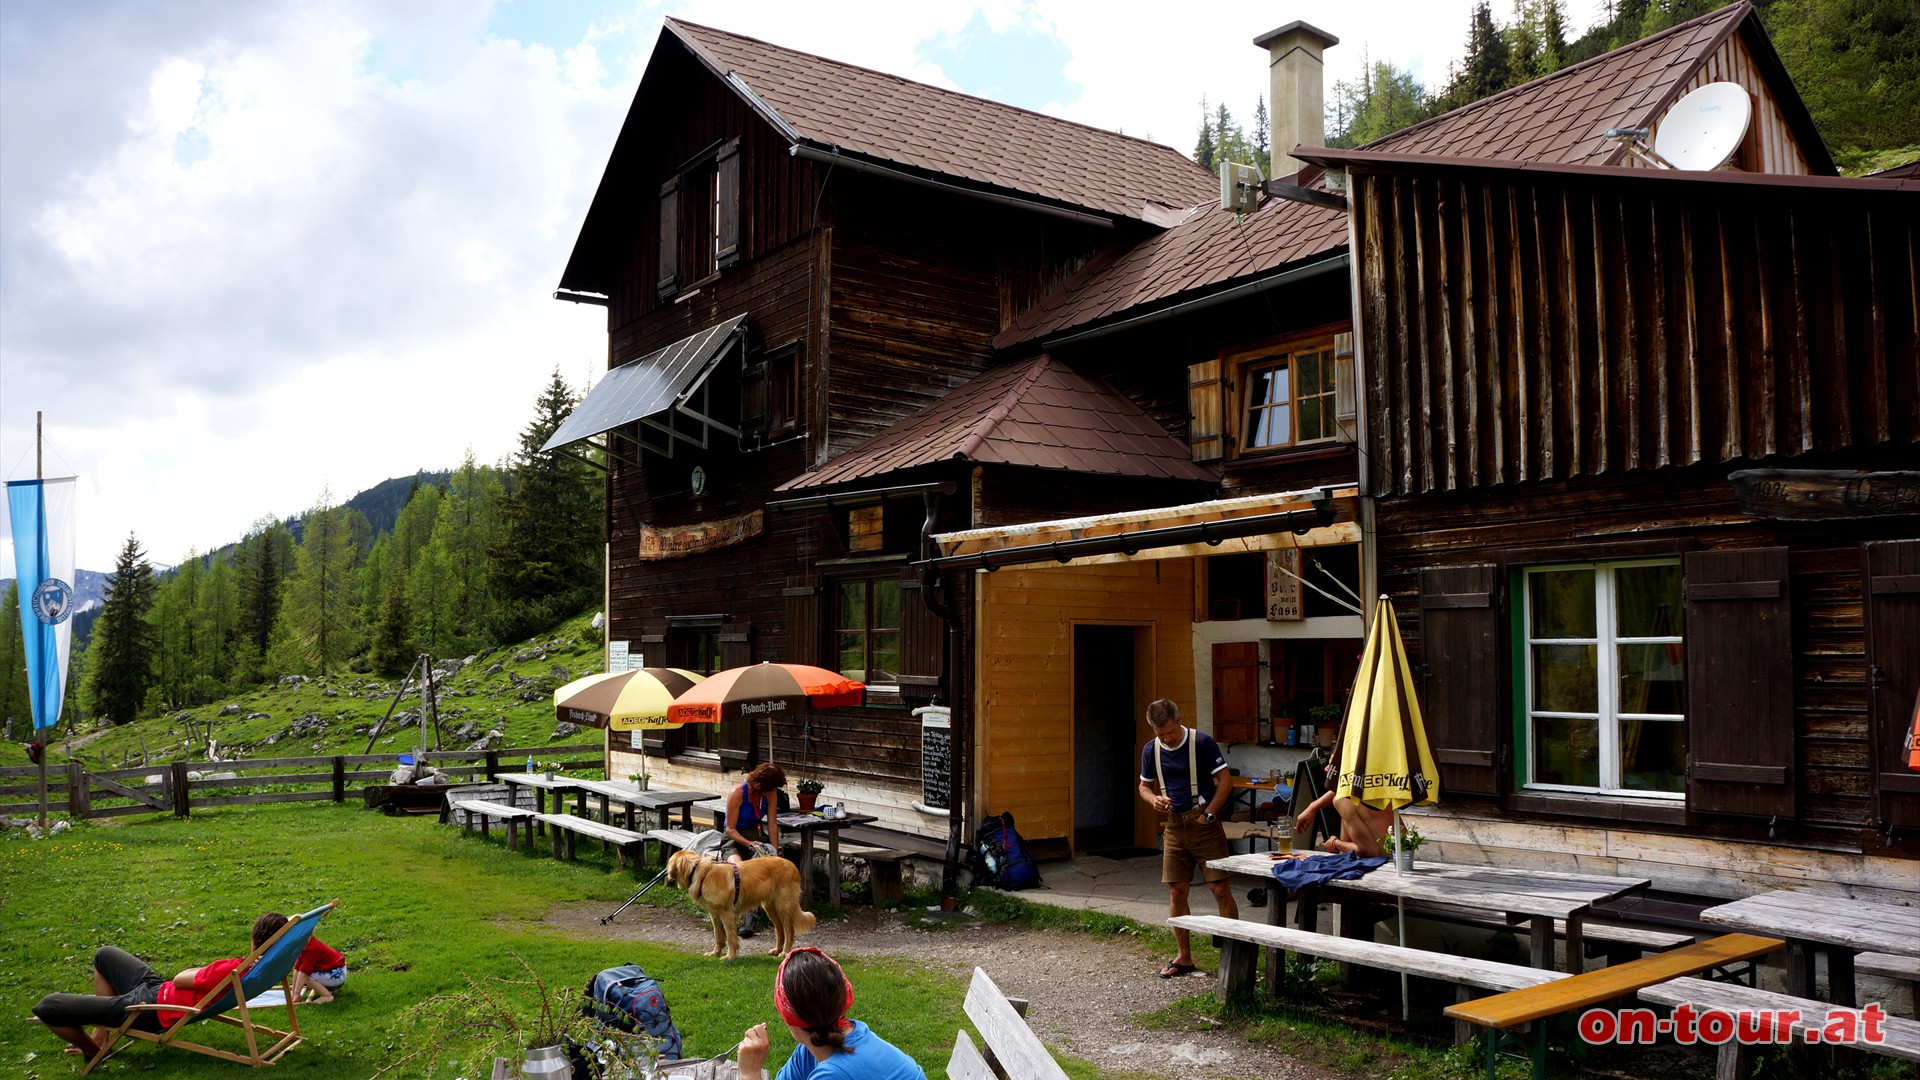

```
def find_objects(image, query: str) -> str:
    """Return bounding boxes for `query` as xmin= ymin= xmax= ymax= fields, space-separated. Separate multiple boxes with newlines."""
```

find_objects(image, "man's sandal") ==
xmin=1159 ymin=960 xmax=1198 ymax=978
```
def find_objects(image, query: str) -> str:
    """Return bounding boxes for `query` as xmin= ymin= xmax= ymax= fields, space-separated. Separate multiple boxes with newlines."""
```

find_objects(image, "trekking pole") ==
xmin=600 ymin=865 xmax=673 ymax=925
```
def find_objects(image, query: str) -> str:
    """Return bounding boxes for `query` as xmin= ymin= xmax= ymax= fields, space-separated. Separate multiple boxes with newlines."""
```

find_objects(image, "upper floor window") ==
xmin=741 ymin=341 xmax=802 ymax=444
xmin=658 ymin=138 xmax=741 ymax=300
xmin=836 ymin=577 xmax=900 ymax=691
xmin=1188 ymin=326 xmax=1352 ymax=462
xmin=1523 ymin=560 xmax=1685 ymax=797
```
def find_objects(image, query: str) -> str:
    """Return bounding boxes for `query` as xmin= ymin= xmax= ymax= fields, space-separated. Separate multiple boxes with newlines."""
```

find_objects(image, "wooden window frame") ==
xmin=657 ymin=138 xmax=741 ymax=301
xmin=1219 ymin=326 xmax=1344 ymax=460
xmin=1517 ymin=558 xmax=1686 ymax=800
xmin=741 ymin=341 xmax=804 ymax=444
xmin=831 ymin=573 xmax=903 ymax=700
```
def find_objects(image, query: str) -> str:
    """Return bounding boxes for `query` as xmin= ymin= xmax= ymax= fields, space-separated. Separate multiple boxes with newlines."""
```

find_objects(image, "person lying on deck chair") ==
xmin=1295 ymin=786 xmax=1395 ymax=858
xmin=32 ymin=913 xmax=282 ymax=1059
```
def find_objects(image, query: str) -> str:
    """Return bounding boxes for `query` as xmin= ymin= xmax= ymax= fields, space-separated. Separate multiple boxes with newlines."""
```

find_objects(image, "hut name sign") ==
xmin=1731 ymin=469 xmax=1920 ymax=519
xmin=636 ymin=509 xmax=765 ymax=560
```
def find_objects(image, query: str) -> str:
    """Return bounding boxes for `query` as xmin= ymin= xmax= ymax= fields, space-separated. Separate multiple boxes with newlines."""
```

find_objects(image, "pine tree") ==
xmin=436 ymin=449 xmax=502 ymax=654
xmin=490 ymin=372 xmax=604 ymax=642
xmin=279 ymin=489 xmax=366 ymax=674
xmin=1437 ymin=2 xmax=1515 ymax=113
xmin=90 ymin=534 xmax=159 ymax=725
xmin=368 ymin=573 xmax=414 ymax=677
xmin=1192 ymin=96 xmax=1216 ymax=173
xmin=148 ymin=550 xmax=208 ymax=710
xmin=1328 ymin=60 xmax=1430 ymax=147
xmin=234 ymin=519 xmax=290 ymax=679
xmin=0 ymin=581 xmax=32 ymax=738
xmin=1252 ymin=95 xmax=1271 ymax=165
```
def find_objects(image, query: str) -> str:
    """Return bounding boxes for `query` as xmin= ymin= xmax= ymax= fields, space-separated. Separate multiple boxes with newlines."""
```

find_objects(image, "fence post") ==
xmin=332 ymin=757 xmax=346 ymax=803
xmin=66 ymin=762 xmax=86 ymax=818
xmin=485 ymin=750 xmax=498 ymax=782
xmin=171 ymin=761 xmax=191 ymax=818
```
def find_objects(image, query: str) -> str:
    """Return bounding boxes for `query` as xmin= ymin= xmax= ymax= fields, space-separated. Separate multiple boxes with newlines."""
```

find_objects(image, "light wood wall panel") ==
xmin=975 ymin=560 xmax=1195 ymax=845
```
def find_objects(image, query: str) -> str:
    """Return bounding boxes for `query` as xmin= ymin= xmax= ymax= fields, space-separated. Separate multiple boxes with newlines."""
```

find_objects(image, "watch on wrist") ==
xmin=1202 ymin=811 xmax=1217 ymax=823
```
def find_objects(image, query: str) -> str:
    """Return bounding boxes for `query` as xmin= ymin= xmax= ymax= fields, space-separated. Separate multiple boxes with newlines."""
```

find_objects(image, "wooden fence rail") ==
xmin=0 ymin=744 xmax=601 ymax=821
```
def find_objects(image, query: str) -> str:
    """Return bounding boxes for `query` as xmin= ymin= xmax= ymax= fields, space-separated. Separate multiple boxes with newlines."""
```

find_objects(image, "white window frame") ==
xmin=1522 ymin=559 xmax=1685 ymax=800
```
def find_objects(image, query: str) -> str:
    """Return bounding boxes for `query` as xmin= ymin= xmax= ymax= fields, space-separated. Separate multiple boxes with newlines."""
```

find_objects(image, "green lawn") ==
xmin=0 ymin=803 xmax=1021 ymax=1079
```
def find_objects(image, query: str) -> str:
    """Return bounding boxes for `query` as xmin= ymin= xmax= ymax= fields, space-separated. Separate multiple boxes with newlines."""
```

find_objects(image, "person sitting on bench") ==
xmin=32 ymin=913 xmax=281 ymax=1058
xmin=1295 ymin=786 xmax=1395 ymax=858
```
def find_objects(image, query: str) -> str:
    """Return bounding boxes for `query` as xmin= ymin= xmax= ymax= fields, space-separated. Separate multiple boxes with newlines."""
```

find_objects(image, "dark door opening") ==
xmin=1074 ymin=625 xmax=1139 ymax=853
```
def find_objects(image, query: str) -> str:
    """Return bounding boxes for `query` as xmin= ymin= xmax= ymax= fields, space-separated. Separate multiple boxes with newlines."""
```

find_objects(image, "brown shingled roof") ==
xmin=776 ymin=354 xmax=1216 ymax=491
xmin=999 ymin=2 xmax=1826 ymax=348
xmin=667 ymin=19 xmax=1216 ymax=223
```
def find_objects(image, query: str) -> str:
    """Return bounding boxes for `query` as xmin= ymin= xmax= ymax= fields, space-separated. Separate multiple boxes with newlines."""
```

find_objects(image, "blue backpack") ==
xmin=973 ymin=811 xmax=1041 ymax=890
xmin=583 ymin=964 xmax=682 ymax=1058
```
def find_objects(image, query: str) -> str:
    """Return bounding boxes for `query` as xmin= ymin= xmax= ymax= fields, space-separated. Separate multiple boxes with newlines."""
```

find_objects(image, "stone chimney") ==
xmin=1254 ymin=20 xmax=1339 ymax=181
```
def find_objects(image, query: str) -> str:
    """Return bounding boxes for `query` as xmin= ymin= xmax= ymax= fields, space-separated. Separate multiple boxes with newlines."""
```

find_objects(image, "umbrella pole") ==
xmin=1394 ymin=806 xmax=1409 ymax=1021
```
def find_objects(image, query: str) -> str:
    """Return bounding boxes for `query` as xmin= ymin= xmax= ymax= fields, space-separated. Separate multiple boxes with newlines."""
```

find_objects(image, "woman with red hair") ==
xmin=735 ymin=947 xmax=925 ymax=1079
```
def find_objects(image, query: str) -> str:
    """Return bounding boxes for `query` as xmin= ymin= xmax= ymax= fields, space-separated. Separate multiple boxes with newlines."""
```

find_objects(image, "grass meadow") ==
xmin=0 ymin=801 xmax=1019 ymax=1080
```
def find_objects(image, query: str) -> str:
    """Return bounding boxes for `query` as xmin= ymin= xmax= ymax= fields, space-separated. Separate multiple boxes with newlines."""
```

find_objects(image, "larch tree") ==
xmin=89 ymin=534 xmax=159 ymax=725
xmin=277 ymin=489 xmax=367 ymax=674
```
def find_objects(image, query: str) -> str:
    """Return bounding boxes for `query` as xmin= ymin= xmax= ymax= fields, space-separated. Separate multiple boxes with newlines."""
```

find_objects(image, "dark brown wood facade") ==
xmin=1347 ymin=157 xmax=1920 ymax=861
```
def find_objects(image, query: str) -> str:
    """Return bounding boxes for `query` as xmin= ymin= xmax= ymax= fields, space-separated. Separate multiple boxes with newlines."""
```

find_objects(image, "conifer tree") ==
xmin=90 ymin=534 xmax=159 ymax=725
xmin=0 ymin=581 xmax=31 ymax=738
xmin=234 ymin=519 xmax=290 ymax=678
xmin=1252 ymin=95 xmax=1270 ymax=165
xmin=490 ymin=372 xmax=603 ymax=642
xmin=1192 ymin=96 xmax=1216 ymax=173
xmin=369 ymin=573 xmax=414 ymax=677
xmin=148 ymin=549 xmax=210 ymax=709
xmin=278 ymin=489 xmax=366 ymax=674
xmin=435 ymin=449 xmax=502 ymax=654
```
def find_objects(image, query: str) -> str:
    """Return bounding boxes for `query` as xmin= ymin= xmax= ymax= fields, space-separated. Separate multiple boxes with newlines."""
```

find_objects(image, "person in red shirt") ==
xmin=291 ymin=934 xmax=348 ymax=1003
xmin=32 ymin=913 xmax=281 ymax=1059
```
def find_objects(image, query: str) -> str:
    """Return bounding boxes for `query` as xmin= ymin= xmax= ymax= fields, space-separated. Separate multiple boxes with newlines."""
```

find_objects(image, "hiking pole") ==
xmin=601 ymin=864 xmax=673 ymax=925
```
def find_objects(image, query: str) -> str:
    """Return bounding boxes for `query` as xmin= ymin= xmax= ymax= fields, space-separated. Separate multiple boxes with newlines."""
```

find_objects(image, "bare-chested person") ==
xmin=1295 ymin=786 xmax=1396 ymax=857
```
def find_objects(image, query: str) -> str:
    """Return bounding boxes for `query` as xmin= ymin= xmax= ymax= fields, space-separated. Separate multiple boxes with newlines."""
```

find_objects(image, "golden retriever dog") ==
xmin=666 ymin=850 xmax=816 ymax=959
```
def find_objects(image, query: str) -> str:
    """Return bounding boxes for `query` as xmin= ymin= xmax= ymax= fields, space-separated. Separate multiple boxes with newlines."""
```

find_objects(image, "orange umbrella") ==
xmin=665 ymin=663 xmax=864 ymax=725
xmin=1906 ymin=686 xmax=1919 ymax=772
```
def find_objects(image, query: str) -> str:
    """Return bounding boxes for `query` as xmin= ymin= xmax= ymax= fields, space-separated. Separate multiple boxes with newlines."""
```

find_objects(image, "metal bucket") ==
xmin=521 ymin=1044 xmax=573 ymax=1079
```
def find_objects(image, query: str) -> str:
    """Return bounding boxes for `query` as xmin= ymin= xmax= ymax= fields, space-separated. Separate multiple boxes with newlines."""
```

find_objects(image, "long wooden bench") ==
xmin=1446 ymin=933 xmax=1784 ymax=1079
xmin=1173 ymin=913 xmax=1564 ymax=1045
xmin=947 ymin=967 xmax=1068 ymax=1080
xmin=1638 ymin=974 xmax=1920 ymax=1074
xmin=447 ymin=800 xmax=539 ymax=851
xmin=1380 ymin=898 xmax=1696 ymax=965
xmin=535 ymin=813 xmax=648 ymax=868
xmin=1856 ymin=951 xmax=1920 ymax=1013
xmin=838 ymin=845 xmax=914 ymax=906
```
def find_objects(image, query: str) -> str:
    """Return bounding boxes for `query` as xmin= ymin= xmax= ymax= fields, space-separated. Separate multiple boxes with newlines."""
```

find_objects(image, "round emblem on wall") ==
xmin=690 ymin=465 xmax=708 ymax=497
xmin=31 ymin=578 xmax=74 ymax=625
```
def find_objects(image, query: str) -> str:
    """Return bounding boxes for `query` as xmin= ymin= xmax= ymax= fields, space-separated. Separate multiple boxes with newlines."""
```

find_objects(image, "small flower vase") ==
xmin=636 ymin=775 xmax=650 ymax=791
xmin=1395 ymin=849 xmax=1414 ymax=872
xmin=521 ymin=1043 xmax=573 ymax=1079
xmin=797 ymin=792 xmax=817 ymax=813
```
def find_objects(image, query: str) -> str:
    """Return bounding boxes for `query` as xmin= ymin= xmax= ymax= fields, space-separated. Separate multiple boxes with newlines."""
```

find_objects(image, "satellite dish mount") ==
xmin=1606 ymin=82 xmax=1752 ymax=171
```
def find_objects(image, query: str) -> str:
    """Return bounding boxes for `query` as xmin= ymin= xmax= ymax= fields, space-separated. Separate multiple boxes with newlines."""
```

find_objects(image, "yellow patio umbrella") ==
xmin=1334 ymin=594 xmax=1441 ymax=1019
xmin=553 ymin=668 xmax=707 ymax=731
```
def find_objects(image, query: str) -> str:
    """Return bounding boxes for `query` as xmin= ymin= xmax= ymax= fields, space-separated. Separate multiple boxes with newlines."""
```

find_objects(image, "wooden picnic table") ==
xmin=1701 ymin=889 xmax=1920 ymax=1008
xmin=499 ymin=773 xmax=577 ymax=835
xmin=692 ymin=797 xmax=878 ymax=909
xmin=563 ymin=779 xmax=707 ymax=830
xmin=1208 ymin=853 xmax=1651 ymax=976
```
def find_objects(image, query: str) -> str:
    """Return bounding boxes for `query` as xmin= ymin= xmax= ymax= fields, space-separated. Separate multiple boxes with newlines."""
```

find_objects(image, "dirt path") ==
xmin=546 ymin=900 xmax=1355 ymax=1080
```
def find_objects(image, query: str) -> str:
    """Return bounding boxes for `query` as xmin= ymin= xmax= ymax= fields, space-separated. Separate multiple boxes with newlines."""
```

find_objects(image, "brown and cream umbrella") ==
xmin=554 ymin=668 xmax=708 ymax=731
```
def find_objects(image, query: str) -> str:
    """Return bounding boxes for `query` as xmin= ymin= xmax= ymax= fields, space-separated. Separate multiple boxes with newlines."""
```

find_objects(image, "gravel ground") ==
xmin=545 ymin=899 xmax=1358 ymax=1080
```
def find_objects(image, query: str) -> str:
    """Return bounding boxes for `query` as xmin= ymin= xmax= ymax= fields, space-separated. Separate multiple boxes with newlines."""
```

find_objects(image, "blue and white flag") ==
xmin=5 ymin=477 xmax=78 ymax=731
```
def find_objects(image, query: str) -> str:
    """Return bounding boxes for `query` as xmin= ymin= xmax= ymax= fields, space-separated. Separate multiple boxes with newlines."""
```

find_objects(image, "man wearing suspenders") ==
xmin=1136 ymin=698 xmax=1238 ymax=978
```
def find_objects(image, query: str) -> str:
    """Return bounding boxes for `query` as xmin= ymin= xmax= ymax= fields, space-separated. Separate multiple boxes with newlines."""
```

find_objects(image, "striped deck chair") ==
xmin=80 ymin=900 xmax=336 ymax=1074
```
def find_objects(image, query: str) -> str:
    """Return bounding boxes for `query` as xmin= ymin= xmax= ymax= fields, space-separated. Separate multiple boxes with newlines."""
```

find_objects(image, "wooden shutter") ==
xmin=1684 ymin=548 xmax=1793 ymax=817
xmin=782 ymin=576 xmax=820 ymax=666
xmin=1211 ymin=642 xmax=1259 ymax=743
xmin=1187 ymin=360 xmax=1225 ymax=462
xmin=739 ymin=351 xmax=769 ymax=438
xmin=715 ymin=139 xmax=741 ymax=269
xmin=897 ymin=576 xmax=943 ymax=699
xmin=1865 ymin=539 xmax=1920 ymax=829
xmin=718 ymin=627 xmax=753 ymax=768
xmin=656 ymin=176 xmax=680 ymax=299
xmin=1419 ymin=565 xmax=1504 ymax=795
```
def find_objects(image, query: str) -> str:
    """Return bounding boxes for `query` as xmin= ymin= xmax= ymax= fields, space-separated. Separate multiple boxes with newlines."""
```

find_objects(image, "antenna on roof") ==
xmin=1605 ymin=82 xmax=1752 ymax=170
xmin=1220 ymin=161 xmax=1262 ymax=213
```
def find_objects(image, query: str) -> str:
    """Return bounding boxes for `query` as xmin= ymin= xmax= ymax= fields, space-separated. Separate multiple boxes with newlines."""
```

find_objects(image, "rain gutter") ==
xmin=788 ymin=144 xmax=1115 ymax=229
xmin=765 ymin=481 xmax=954 ymax=512
xmin=1038 ymin=251 xmax=1349 ymax=350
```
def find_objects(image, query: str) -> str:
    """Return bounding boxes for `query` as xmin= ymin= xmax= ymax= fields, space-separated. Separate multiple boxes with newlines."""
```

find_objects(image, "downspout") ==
xmin=916 ymin=488 xmax=968 ymax=904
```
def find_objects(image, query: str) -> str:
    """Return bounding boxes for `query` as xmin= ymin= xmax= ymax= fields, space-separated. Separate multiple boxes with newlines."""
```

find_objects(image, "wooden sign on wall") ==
xmin=1731 ymin=469 xmax=1920 ymax=519
xmin=1266 ymin=548 xmax=1304 ymax=621
xmin=637 ymin=509 xmax=765 ymax=560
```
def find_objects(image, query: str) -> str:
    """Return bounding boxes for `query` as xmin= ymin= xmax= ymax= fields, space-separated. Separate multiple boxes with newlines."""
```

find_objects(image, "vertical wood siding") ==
xmin=1356 ymin=170 xmax=1919 ymax=498
xmin=1633 ymin=35 xmax=1812 ymax=176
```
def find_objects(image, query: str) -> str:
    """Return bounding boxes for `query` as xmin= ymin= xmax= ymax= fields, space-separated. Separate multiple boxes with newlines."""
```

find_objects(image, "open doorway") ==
xmin=1073 ymin=624 xmax=1146 ymax=855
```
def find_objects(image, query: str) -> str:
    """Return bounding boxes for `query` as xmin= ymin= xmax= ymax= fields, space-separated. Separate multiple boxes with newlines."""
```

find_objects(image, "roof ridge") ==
xmin=1363 ymin=1 xmax=1748 ymax=154
xmin=664 ymin=17 xmax=1206 ymax=166
xmin=953 ymin=355 xmax=1055 ymax=462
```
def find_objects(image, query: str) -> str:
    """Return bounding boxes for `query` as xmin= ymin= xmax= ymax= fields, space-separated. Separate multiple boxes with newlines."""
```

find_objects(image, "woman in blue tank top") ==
xmin=725 ymin=762 xmax=787 ymax=859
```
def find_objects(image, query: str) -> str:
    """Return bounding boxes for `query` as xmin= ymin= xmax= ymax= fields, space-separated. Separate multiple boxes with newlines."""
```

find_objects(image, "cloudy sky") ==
xmin=1 ymin=0 xmax=1609 ymax=571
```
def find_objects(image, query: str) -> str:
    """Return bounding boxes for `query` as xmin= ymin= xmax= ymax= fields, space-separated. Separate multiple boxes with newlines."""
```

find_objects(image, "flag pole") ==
xmin=36 ymin=411 xmax=48 ymax=830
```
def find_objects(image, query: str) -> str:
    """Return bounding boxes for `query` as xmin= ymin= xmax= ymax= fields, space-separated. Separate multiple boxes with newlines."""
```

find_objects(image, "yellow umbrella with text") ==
xmin=1333 ymin=594 xmax=1440 ymax=1017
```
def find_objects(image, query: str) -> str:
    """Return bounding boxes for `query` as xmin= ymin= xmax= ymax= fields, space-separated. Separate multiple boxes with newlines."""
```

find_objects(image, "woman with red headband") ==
xmin=735 ymin=947 xmax=926 ymax=1079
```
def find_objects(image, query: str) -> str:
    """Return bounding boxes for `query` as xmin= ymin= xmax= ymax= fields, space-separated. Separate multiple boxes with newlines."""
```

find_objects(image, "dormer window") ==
xmin=658 ymin=138 xmax=741 ymax=299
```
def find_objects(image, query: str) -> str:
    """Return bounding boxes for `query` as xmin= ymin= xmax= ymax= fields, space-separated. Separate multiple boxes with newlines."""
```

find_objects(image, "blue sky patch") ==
xmin=918 ymin=11 xmax=1078 ymax=113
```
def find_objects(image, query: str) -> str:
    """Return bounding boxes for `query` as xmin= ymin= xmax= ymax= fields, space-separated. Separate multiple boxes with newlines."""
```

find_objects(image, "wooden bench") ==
xmin=1638 ymin=974 xmax=1920 ymax=1074
xmin=838 ymin=845 xmax=913 ymax=906
xmin=947 ymin=967 xmax=1068 ymax=1080
xmin=447 ymin=800 xmax=539 ymax=851
xmin=1856 ymin=951 xmax=1920 ymax=1013
xmin=1446 ymin=933 xmax=1784 ymax=1079
xmin=1383 ymin=898 xmax=1695 ymax=965
xmin=1172 ymin=913 xmax=1564 ymax=1044
xmin=535 ymin=813 xmax=648 ymax=868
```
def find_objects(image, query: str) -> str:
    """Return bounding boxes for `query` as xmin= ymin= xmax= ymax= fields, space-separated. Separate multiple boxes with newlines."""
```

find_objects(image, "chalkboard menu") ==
xmin=917 ymin=707 xmax=951 ymax=810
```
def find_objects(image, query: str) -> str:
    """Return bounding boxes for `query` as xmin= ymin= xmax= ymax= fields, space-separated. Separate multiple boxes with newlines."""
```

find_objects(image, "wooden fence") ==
xmin=0 ymin=744 xmax=602 ymax=821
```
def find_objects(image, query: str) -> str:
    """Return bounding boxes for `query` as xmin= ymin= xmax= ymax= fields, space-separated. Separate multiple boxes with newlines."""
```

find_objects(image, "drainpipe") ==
xmin=917 ymin=489 xmax=968 ymax=905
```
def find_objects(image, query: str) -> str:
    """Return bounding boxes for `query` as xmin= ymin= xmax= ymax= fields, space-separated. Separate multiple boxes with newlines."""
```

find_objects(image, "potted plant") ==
xmin=1383 ymin=821 xmax=1424 ymax=871
xmin=627 ymin=770 xmax=650 ymax=792
xmin=796 ymin=778 xmax=824 ymax=813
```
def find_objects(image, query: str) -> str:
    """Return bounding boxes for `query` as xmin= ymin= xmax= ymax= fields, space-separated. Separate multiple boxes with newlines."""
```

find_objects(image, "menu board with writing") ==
xmin=918 ymin=707 xmax=951 ymax=810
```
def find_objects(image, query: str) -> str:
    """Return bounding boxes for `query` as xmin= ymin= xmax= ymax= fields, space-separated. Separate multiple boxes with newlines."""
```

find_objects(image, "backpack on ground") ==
xmin=971 ymin=810 xmax=1041 ymax=890
xmin=582 ymin=964 xmax=682 ymax=1058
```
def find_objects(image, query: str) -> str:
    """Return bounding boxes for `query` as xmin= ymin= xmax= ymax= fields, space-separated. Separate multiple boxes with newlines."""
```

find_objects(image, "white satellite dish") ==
xmin=1650 ymin=82 xmax=1752 ymax=170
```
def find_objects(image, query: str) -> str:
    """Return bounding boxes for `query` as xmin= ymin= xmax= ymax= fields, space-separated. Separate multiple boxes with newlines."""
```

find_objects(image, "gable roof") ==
xmin=776 ymin=354 xmax=1216 ymax=491
xmin=668 ymin=19 xmax=1214 ymax=224
xmin=999 ymin=1 xmax=1829 ymax=349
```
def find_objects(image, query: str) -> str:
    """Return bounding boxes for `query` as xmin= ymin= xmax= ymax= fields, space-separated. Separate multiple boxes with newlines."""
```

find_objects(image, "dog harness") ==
xmin=691 ymin=854 xmax=743 ymax=907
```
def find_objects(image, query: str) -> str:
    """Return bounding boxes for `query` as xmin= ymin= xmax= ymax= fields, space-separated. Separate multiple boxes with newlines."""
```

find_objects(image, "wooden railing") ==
xmin=0 ymin=744 xmax=603 ymax=821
